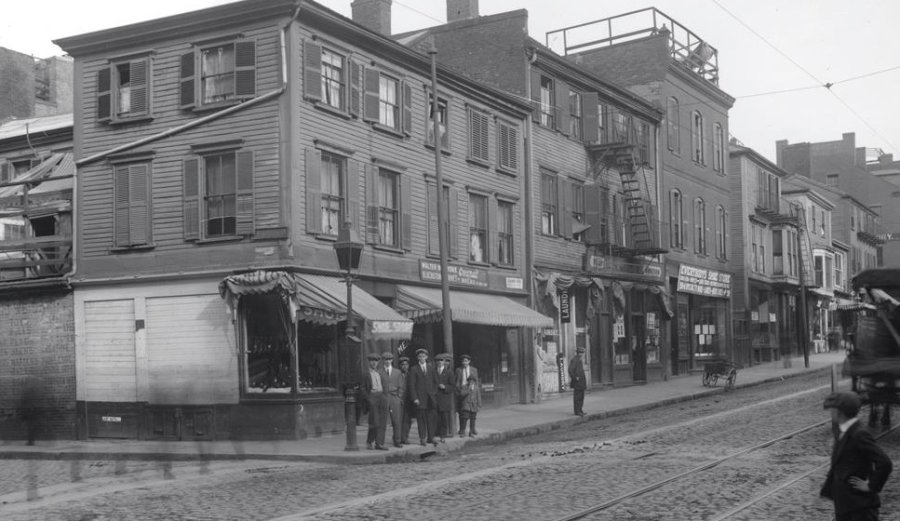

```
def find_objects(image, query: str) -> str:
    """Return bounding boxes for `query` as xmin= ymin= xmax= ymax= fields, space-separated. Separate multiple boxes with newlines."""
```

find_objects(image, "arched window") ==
xmin=669 ymin=189 xmax=683 ymax=249
xmin=716 ymin=205 xmax=727 ymax=260
xmin=713 ymin=123 xmax=724 ymax=172
xmin=694 ymin=197 xmax=706 ymax=254
xmin=691 ymin=111 xmax=705 ymax=164
xmin=666 ymin=97 xmax=680 ymax=152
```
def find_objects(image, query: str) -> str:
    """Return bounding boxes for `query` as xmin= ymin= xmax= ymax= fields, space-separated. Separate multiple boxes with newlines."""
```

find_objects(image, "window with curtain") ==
xmin=427 ymin=94 xmax=449 ymax=150
xmin=201 ymin=44 xmax=236 ymax=104
xmin=320 ymin=151 xmax=344 ymax=235
xmin=497 ymin=200 xmax=514 ymax=266
xmin=377 ymin=169 xmax=399 ymax=247
xmin=469 ymin=193 xmax=487 ymax=263
xmin=204 ymin=153 xmax=237 ymax=237
xmin=320 ymin=48 xmax=345 ymax=110
xmin=378 ymin=75 xmax=399 ymax=129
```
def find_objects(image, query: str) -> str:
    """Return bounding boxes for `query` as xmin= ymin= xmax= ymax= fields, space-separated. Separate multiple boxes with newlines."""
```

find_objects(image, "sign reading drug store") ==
xmin=677 ymin=264 xmax=732 ymax=298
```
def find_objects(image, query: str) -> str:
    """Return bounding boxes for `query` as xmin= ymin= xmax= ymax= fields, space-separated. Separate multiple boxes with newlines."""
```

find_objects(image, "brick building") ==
xmin=0 ymin=47 xmax=73 ymax=122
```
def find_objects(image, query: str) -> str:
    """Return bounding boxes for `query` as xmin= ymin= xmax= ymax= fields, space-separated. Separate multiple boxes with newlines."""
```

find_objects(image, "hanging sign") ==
xmin=559 ymin=289 xmax=571 ymax=323
xmin=676 ymin=264 xmax=732 ymax=298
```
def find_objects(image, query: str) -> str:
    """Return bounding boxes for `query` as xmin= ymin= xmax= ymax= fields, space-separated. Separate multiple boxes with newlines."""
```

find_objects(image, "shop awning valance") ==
xmin=219 ymin=271 xmax=412 ymax=337
xmin=395 ymin=285 xmax=554 ymax=328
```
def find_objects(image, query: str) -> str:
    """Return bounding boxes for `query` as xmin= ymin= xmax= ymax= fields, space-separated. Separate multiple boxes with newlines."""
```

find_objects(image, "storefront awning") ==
xmin=395 ymin=285 xmax=554 ymax=328
xmin=219 ymin=271 xmax=412 ymax=337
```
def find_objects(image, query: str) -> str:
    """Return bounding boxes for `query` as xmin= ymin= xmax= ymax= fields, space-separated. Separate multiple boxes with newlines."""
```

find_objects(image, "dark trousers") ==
xmin=573 ymin=388 xmax=585 ymax=415
xmin=400 ymin=401 xmax=413 ymax=443
xmin=459 ymin=410 xmax=477 ymax=434
xmin=836 ymin=508 xmax=880 ymax=521
xmin=436 ymin=409 xmax=452 ymax=439
xmin=415 ymin=406 xmax=437 ymax=443
xmin=365 ymin=392 xmax=388 ymax=446
xmin=385 ymin=394 xmax=402 ymax=445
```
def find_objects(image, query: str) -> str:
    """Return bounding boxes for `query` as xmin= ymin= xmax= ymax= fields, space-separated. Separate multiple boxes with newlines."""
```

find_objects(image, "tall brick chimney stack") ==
xmin=447 ymin=0 xmax=479 ymax=22
xmin=351 ymin=0 xmax=392 ymax=36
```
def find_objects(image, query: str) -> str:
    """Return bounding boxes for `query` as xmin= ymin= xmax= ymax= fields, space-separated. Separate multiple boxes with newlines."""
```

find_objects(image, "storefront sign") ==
xmin=419 ymin=260 xmax=488 ymax=288
xmin=102 ymin=416 xmax=122 ymax=423
xmin=506 ymin=277 xmax=524 ymax=290
xmin=676 ymin=264 xmax=732 ymax=298
xmin=559 ymin=290 xmax=571 ymax=323
xmin=370 ymin=320 xmax=413 ymax=337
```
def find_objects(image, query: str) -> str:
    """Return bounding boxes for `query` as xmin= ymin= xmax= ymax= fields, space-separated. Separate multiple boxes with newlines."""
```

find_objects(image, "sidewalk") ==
xmin=0 ymin=351 xmax=846 ymax=465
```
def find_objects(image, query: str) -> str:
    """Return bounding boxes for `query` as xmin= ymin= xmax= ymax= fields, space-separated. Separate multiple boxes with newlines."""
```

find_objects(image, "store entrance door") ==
xmin=632 ymin=315 xmax=647 ymax=383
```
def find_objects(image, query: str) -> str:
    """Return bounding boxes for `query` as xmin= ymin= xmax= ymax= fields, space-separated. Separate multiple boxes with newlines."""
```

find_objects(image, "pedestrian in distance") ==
xmin=568 ymin=346 xmax=587 ymax=417
xmin=820 ymin=391 xmax=893 ymax=521
xmin=407 ymin=348 xmax=439 ymax=446
xmin=398 ymin=356 xmax=413 ymax=445
xmin=363 ymin=353 xmax=389 ymax=450
xmin=458 ymin=375 xmax=481 ymax=437
xmin=434 ymin=353 xmax=455 ymax=443
xmin=381 ymin=351 xmax=404 ymax=448
xmin=455 ymin=354 xmax=479 ymax=436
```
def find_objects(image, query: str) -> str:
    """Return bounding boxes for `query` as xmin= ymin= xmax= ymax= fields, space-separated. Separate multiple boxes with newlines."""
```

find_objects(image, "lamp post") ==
xmin=334 ymin=221 xmax=364 ymax=451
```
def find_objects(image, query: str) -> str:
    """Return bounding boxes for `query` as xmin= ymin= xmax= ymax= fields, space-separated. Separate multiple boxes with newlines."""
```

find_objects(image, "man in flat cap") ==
xmin=363 ymin=353 xmax=388 ymax=450
xmin=821 ymin=391 xmax=892 ymax=520
xmin=381 ymin=352 xmax=404 ymax=448
xmin=455 ymin=354 xmax=480 ymax=436
xmin=568 ymin=346 xmax=587 ymax=417
xmin=407 ymin=348 xmax=438 ymax=446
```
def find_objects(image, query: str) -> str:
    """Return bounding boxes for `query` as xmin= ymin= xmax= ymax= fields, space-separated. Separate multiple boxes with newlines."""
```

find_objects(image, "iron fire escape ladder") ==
xmin=616 ymin=149 xmax=654 ymax=254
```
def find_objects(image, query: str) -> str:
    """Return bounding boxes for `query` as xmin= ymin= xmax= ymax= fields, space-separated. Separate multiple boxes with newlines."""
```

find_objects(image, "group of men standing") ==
xmin=363 ymin=348 xmax=481 ymax=450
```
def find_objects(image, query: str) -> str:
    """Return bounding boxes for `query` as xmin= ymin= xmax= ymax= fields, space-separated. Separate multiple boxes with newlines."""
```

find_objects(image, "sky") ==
xmin=3 ymin=0 xmax=899 ymax=162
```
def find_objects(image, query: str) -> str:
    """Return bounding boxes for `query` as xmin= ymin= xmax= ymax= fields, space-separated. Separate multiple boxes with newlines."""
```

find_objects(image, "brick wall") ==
xmin=0 ymin=290 xmax=76 ymax=440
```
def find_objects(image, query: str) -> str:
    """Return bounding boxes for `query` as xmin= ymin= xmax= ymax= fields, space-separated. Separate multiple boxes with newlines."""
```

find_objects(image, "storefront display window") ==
xmin=613 ymin=313 xmax=629 ymax=364
xmin=646 ymin=311 xmax=660 ymax=363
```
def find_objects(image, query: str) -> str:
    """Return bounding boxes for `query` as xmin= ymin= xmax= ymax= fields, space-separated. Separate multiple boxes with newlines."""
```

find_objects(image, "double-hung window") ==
xmin=716 ymin=205 xmax=727 ymax=260
xmin=571 ymin=182 xmax=585 ymax=242
xmin=497 ymin=200 xmax=514 ymax=266
xmin=713 ymin=123 xmax=725 ymax=173
xmin=376 ymin=169 xmax=399 ymax=247
xmin=97 ymin=57 xmax=150 ymax=123
xmin=541 ymin=171 xmax=557 ymax=236
xmin=180 ymin=40 xmax=256 ymax=109
xmin=666 ymin=97 xmax=680 ymax=152
xmin=539 ymin=76 xmax=555 ymax=128
xmin=378 ymin=75 xmax=400 ymax=129
xmin=670 ymin=189 xmax=683 ymax=249
xmin=469 ymin=193 xmax=488 ymax=263
xmin=569 ymin=91 xmax=583 ymax=140
xmin=320 ymin=48 xmax=345 ymax=110
xmin=694 ymin=198 xmax=706 ymax=254
xmin=320 ymin=151 xmax=345 ymax=236
xmin=427 ymin=94 xmax=449 ymax=150
xmin=691 ymin=111 xmax=705 ymax=164
xmin=363 ymin=67 xmax=411 ymax=134
xmin=183 ymin=145 xmax=254 ymax=241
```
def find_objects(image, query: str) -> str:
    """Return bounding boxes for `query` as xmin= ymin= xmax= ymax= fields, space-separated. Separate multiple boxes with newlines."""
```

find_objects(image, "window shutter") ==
xmin=469 ymin=109 xmax=489 ymax=162
xmin=97 ymin=67 xmax=112 ymax=122
xmin=179 ymin=52 xmax=196 ymax=109
xmin=488 ymin=196 xmax=498 ymax=264
xmin=129 ymin=164 xmax=149 ymax=245
xmin=582 ymin=92 xmax=599 ymax=143
xmin=234 ymin=40 xmax=257 ymax=99
xmin=305 ymin=148 xmax=322 ymax=234
xmin=530 ymin=70 xmax=542 ymax=120
xmin=556 ymin=176 xmax=567 ymax=238
xmin=449 ymin=186 xmax=459 ymax=258
xmin=129 ymin=59 xmax=149 ymax=117
xmin=0 ymin=163 xmax=8 ymax=184
xmin=349 ymin=60 xmax=361 ymax=116
xmin=346 ymin=159 xmax=360 ymax=232
xmin=235 ymin=151 xmax=254 ymax=236
xmin=183 ymin=158 xmax=200 ymax=241
xmin=402 ymin=82 xmax=413 ymax=136
xmin=555 ymin=80 xmax=570 ymax=134
xmin=400 ymin=174 xmax=412 ymax=251
xmin=363 ymin=68 xmax=380 ymax=122
xmin=583 ymin=183 xmax=602 ymax=244
xmin=561 ymin=178 xmax=573 ymax=239
xmin=303 ymin=40 xmax=322 ymax=101
xmin=114 ymin=165 xmax=131 ymax=246
xmin=427 ymin=182 xmax=439 ymax=256
xmin=365 ymin=165 xmax=379 ymax=244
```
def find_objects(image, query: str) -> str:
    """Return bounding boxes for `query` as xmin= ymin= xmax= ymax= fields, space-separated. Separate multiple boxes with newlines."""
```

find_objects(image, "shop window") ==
xmin=613 ymin=313 xmax=629 ymax=365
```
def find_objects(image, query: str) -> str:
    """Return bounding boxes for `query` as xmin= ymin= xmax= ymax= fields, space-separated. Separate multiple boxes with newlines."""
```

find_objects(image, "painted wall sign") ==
xmin=506 ymin=277 xmax=524 ymax=290
xmin=419 ymin=260 xmax=488 ymax=288
xmin=676 ymin=264 xmax=732 ymax=298
xmin=559 ymin=289 xmax=571 ymax=323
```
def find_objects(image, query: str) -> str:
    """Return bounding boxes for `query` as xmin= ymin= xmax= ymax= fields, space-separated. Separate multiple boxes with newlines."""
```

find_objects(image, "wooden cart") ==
xmin=702 ymin=358 xmax=737 ymax=390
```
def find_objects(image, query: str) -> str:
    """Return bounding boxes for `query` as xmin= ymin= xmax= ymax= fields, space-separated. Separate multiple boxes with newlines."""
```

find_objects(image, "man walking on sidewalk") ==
xmin=568 ymin=346 xmax=586 ymax=417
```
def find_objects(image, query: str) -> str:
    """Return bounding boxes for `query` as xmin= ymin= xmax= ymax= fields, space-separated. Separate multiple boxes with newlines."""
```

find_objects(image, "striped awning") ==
xmin=219 ymin=271 xmax=412 ymax=337
xmin=394 ymin=285 xmax=553 ymax=328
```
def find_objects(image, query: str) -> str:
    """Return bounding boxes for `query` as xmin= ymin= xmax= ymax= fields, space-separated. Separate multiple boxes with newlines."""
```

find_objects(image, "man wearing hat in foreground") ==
xmin=398 ymin=356 xmax=413 ymax=445
xmin=568 ymin=346 xmax=587 ymax=417
xmin=407 ymin=348 xmax=439 ymax=446
xmin=455 ymin=354 xmax=479 ymax=436
xmin=381 ymin=352 xmax=404 ymax=448
xmin=821 ymin=391 xmax=892 ymax=520
xmin=363 ymin=353 xmax=388 ymax=450
xmin=434 ymin=353 xmax=456 ymax=442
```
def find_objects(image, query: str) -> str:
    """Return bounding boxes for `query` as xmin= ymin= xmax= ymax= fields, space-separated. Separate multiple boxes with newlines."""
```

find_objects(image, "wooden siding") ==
xmin=82 ymin=299 xmax=136 ymax=402
xmin=145 ymin=294 xmax=237 ymax=404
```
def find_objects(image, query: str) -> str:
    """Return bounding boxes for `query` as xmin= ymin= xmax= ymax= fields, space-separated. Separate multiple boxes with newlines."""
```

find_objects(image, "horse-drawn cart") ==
xmin=702 ymin=358 xmax=737 ymax=390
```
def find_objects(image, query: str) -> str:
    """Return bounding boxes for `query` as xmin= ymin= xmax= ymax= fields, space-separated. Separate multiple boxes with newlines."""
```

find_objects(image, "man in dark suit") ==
xmin=381 ymin=351 xmax=404 ymax=448
xmin=821 ymin=391 xmax=892 ymax=521
xmin=455 ymin=354 xmax=479 ymax=436
xmin=398 ymin=356 xmax=413 ymax=445
xmin=363 ymin=353 xmax=388 ymax=450
xmin=568 ymin=346 xmax=586 ymax=417
xmin=407 ymin=348 xmax=438 ymax=446
xmin=434 ymin=353 xmax=455 ymax=443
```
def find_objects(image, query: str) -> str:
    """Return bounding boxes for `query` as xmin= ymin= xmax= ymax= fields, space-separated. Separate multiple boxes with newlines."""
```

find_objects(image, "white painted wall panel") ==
xmin=83 ymin=300 xmax=137 ymax=402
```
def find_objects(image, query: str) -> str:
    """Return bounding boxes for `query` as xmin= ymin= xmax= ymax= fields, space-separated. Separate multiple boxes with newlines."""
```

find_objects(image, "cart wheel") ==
xmin=726 ymin=370 xmax=736 ymax=390
xmin=711 ymin=375 xmax=719 ymax=387
xmin=702 ymin=372 xmax=711 ymax=386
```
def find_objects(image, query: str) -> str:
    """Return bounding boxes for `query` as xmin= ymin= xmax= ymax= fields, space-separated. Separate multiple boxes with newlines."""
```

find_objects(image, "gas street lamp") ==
xmin=333 ymin=221 xmax=364 ymax=451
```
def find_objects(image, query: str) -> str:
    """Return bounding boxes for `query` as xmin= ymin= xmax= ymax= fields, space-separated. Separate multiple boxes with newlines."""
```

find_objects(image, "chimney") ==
xmin=447 ymin=0 xmax=479 ymax=22
xmin=351 ymin=0 xmax=392 ymax=36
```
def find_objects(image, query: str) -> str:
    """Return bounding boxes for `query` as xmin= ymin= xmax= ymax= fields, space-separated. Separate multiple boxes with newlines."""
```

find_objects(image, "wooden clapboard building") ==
xmin=55 ymin=0 xmax=542 ymax=440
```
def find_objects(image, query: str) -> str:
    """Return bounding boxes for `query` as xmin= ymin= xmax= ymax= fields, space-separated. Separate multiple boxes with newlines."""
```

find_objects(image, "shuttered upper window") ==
xmin=180 ymin=40 xmax=256 ymax=110
xmin=97 ymin=57 xmax=150 ymax=124
xmin=468 ymin=108 xmax=489 ymax=164
xmin=183 ymin=147 xmax=254 ymax=241
xmin=497 ymin=119 xmax=518 ymax=174
xmin=114 ymin=163 xmax=151 ymax=247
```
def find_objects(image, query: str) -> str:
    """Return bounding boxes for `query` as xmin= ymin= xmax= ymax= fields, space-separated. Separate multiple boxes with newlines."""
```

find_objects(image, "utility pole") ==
xmin=795 ymin=203 xmax=810 ymax=368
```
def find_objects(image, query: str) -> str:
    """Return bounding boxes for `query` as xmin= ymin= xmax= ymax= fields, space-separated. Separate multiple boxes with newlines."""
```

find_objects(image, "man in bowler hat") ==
xmin=821 ymin=391 xmax=892 ymax=520
xmin=568 ymin=346 xmax=587 ymax=417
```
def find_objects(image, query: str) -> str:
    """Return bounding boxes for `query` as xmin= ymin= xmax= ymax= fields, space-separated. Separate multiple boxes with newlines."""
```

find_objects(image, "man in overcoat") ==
xmin=455 ymin=354 xmax=479 ymax=436
xmin=363 ymin=353 xmax=388 ymax=450
xmin=821 ymin=391 xmax=892 ymax=520
xmin=381 ymin=351 xmax=404 ymax=448
xmin=407 ymin=348 xmax=438 ymax=446
xmin=568 ymin=346 xmax=586 ymax=417
xmin=434 ymin=353 xmax=455 ymax=442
